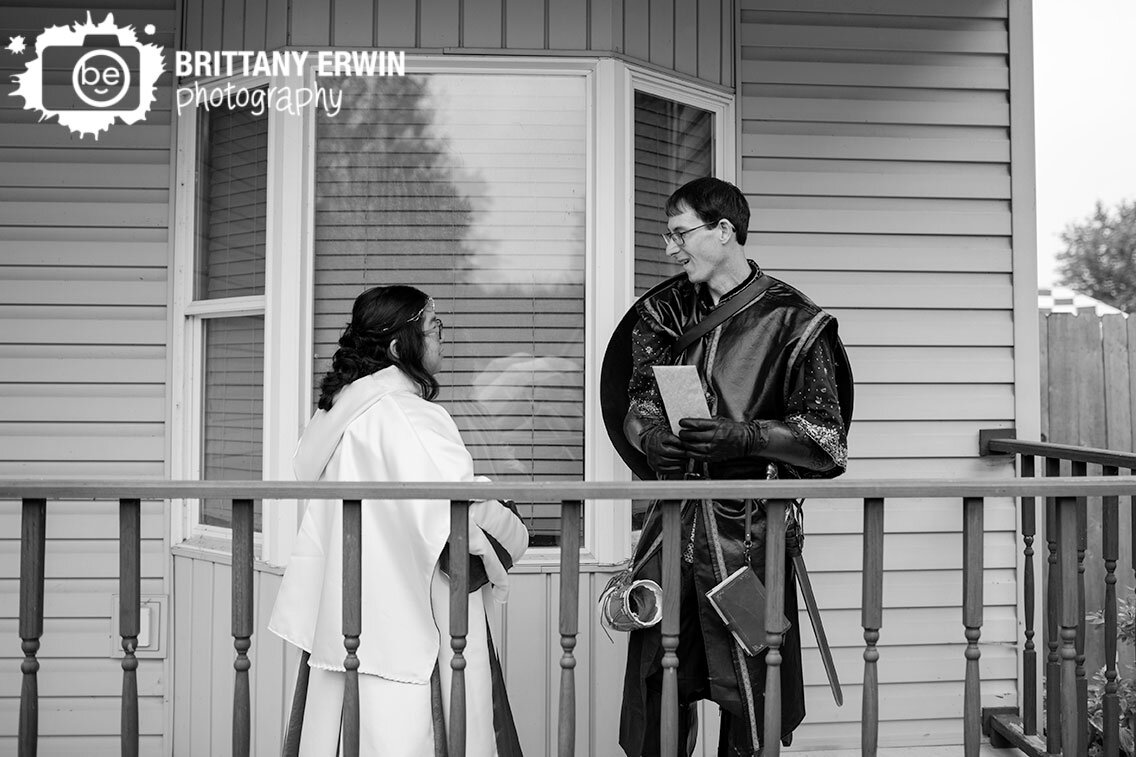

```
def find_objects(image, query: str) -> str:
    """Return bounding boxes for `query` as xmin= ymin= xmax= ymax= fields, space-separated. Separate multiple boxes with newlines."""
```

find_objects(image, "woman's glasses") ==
xmin=424 ymin=318 xmax=444 ymax=342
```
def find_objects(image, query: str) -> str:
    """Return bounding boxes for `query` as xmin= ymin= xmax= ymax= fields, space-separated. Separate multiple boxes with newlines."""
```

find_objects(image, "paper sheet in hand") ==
xmin=652 ymin=365 xmax=710 ymax=435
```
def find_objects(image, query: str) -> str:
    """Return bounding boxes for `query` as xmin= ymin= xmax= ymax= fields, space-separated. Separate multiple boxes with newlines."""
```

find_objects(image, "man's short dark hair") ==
xmin=665 ymin=177 xmax=750 ymax=245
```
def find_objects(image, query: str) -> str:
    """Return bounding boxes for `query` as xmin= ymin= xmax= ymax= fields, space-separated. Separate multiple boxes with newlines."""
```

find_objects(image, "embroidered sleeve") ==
xmin=627 ymin=317 xmax=669 ymax=425
xmin=785 ymin=329 xmax=848 ymax=475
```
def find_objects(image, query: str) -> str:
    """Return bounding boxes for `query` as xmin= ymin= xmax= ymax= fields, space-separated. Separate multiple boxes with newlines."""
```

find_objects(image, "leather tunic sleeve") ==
xmin=784 ymin=328 xmax=849 ymax=475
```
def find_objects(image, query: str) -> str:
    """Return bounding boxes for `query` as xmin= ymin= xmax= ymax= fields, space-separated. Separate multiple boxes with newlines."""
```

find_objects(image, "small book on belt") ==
xmin=705 ymin=565 xmax=792 ymax=657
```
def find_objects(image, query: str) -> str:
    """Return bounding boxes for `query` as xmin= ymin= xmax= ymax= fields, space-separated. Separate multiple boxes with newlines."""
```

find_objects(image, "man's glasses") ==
xmin=661 ymin=220 xmax=720 ymax=248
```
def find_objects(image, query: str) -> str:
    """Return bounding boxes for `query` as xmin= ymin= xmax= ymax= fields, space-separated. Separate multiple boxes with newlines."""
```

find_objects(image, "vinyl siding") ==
xmin=170 ymin=558 xmax=289 ymax=756
xmin=739 ymin=0 xmax=1019 ymax=749
xmin=182 ymin=0 xmax=734 ymax=88
xmin=0 ymin=1 xmax=176 ymax=753
xmin=169 ymin=559 xmax=630 ymax=756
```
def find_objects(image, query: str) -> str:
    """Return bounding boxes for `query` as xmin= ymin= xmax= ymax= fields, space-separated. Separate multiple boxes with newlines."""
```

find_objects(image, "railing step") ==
xmin=986 ymin=712 xmax=1050 ymax=757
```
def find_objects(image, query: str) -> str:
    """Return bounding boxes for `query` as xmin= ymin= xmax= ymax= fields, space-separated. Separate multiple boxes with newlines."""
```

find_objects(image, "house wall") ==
xmin=171 ymin=560 xmax=633 ymax=756
xmin=181 ymin=0 xmax=734 ymax=88
xmin=0 ymin=0 xmax=1037 ymax=753
xmin=0 ymin=1 xmax=177 ymax=753
xmin=738 ymin=0 xmax=1026 ymax=748
xmin=170 ymin=557 xmax=289 ymax=756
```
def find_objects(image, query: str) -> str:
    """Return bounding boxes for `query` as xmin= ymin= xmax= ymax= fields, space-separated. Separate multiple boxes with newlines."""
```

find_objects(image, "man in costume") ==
xmin=613 ymin=178 xmax=853 ymax=756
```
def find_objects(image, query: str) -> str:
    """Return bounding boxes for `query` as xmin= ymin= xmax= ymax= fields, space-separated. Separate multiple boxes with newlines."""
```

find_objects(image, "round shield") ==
xmin=600 ymin=301 xmax=655 ymax=480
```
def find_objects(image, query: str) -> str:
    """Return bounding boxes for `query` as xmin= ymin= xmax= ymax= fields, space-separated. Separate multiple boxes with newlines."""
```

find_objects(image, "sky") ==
xmin=1033 ymin=1 xmax=1136 ymax=288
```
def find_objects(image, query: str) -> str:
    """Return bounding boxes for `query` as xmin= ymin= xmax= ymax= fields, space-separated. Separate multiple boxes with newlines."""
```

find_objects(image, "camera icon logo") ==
xmin=9 ymin=13 xmax=164 ymax=139
xmin=43 ymin=34 xmax=140 ymax=111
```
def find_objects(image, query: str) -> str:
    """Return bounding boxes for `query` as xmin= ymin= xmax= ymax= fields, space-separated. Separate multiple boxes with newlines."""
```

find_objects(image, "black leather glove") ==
xmin=677 ymin=417 xmax=768 ymax=462
xmin=639 ymin=423 xmax=688 ymax=474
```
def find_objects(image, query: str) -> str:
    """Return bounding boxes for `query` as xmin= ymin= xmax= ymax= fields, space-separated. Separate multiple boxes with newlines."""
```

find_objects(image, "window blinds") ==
xmin=195 ymin=99 xmax=268 ymax=530
xmin=195 ymin=103 xmax=268 ymax=300
xmin=312 ymin=74 xmax=587 ymax=545
xmin=200 ymin=316 xmax=264 ymax=530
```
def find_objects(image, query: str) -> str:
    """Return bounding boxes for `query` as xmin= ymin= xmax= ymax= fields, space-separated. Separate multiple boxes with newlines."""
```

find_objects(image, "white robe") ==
xmin=268 ymin=366 xmax=529 ymax=755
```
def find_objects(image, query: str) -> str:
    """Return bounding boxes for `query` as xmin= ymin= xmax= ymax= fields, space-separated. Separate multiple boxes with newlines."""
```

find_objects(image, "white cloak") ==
xmin=268 ymin=366 xmax=529 ymax=683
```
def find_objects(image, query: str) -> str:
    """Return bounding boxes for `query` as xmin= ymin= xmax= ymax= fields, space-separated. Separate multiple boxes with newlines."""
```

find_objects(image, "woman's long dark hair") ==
xmin=317 ymin=285 xmax=439 ymax=410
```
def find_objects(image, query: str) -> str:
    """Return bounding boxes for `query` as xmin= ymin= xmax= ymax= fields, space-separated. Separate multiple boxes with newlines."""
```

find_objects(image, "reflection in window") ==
xmin=194 ymin=100 xmax=268 ymax=300
xmin=633 ymin=92 xmax=714 ymax=296
xmin=200 ymin=316 xmax=264 ymax=530
xmin=312 ymin=74 xmax=586 ymax=546
xmin=193 ymin=97 xmax=268 ymax=531
xmin=631 ymin=92 xmax=714 ymax=530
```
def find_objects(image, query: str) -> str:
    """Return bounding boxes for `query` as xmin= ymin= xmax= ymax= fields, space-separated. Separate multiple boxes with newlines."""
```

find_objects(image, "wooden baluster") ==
xmin=342 ymin=499 xmax=362 ymax=757
xmin=861 ymin=497 xmax=884 ymax=757
xmin=449 ymin=500 xmax=470 ymax=757
xmin=763 ymin=499 xmax=786 ymax=757
xmin=558 ymin=500 xmax=582 ymax=756
xmin=659 ymin=500 xmax=681 ymax=756
xmin=119 ymin=498 xmax=141 ymax=757
xmin=232 ymin=499 xmax=254 ymax=757
xmin=1102 ymin=465 xmax=1120 ymax=757
xmin=1020 ymin=456 xmax=1038 ymax=736
xmin=1072 ymin=459 xmax=1088 ymax=757
xmin=1044 ymin=456 xmax=1062 ymax=752
xmin=19 ymin=498 xmax=46 ymax=757
xmin=962 ymin=497 xmax=984 ymax=757
xmin=1057 ymin=494 xmax=1080 ymax=757
xmin=1131 ymin=469 xmax=1136 ymax=750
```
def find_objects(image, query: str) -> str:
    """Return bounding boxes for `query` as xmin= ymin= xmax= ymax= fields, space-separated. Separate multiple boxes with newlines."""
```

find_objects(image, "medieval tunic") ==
xmin=620 ymin=264 xmax=851 ymax=756
xmin=268 ymin=366 xmax=529 ymax=756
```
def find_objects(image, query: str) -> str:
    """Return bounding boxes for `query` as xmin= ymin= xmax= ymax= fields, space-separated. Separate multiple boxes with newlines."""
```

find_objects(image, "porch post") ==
xmin=119 ymin=498 xmax=141 ymax=757
xmin=342 ymin=499 xmax=362 ymax=757
xmin=231 ymin=498 xmax=254 ymax=757
xmin=558 ymin=500 xmax=582 ymax=756
xmin=659 ymin=500 xmax=682 ymax=757
xmin=1044 ymin=456 xmax=1062 ymax=752
xmin=1057 ymin=494 xmax=1079 ymax=757
xmin=19 ymin=497 xmax=46 ymax=757
xmin=448 ymin=499 xmax=471 ymax=757
xmin=962 ymin=497 xmax=984 ymax=757
xmin=1072 ymin=459 xmax=1089 ymax=757
xmin=1102 ymin=465 xmax=1120 ymax=757
xmin=861 ymin=497 xmax=884 ymax=757
xmin=762 ymin=499 xmax=786 ymax=757
xmin=1019 ymin=456 xmax=1038 ymax=736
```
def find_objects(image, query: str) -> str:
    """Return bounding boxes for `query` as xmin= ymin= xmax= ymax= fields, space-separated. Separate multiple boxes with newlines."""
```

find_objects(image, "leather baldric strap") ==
xmin=673 ymin=272 xmax=772 ymax=356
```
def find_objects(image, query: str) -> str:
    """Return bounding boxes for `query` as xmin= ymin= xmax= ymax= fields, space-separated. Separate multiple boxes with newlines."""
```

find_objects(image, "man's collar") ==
xmin=698 ymin=260 xmax=762 ymax=308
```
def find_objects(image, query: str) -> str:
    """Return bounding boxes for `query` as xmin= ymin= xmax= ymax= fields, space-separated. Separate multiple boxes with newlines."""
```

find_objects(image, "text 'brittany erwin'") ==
xmin=173 ymin=50 xmax=406 ymax=79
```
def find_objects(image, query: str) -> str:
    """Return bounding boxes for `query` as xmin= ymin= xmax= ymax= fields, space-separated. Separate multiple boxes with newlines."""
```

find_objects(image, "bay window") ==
xmin=172 ymin=59 xmax=733 ymax=563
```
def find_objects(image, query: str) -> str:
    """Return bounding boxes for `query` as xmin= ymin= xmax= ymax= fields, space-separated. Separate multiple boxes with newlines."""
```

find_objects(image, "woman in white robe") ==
xmin=269 ymin=285 xmax=529 ymax=756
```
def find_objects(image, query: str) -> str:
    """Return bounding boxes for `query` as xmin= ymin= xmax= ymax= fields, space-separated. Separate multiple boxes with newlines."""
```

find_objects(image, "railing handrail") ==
xmin=988 ymin=437 xmax=1136 ymax=468
xmin=0 ymin=476 xmax=1134 ymax=500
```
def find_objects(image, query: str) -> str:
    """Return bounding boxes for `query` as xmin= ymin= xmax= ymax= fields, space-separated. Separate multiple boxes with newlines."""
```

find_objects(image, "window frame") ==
xmin=170 ymin=58 xmax=734 ymax=568
xmin=171 ymin=72 xmax=310 ymax=564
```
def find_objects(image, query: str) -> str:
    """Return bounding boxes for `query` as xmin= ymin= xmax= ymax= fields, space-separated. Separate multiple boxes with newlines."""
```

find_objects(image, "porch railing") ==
xmin=5 ymin=470 xmax=1136 ymax=757
xmin=980 ymin=436 xmax=1136 ymax=757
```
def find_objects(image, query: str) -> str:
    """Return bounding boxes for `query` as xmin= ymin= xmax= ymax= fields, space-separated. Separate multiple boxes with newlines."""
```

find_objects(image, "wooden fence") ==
xmin=1041 ymin=312 xmax=1136 ymax=678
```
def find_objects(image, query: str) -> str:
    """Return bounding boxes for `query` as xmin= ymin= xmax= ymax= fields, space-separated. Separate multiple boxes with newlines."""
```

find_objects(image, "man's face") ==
xmin=665 ymin=205 xmax=727 ymax=285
